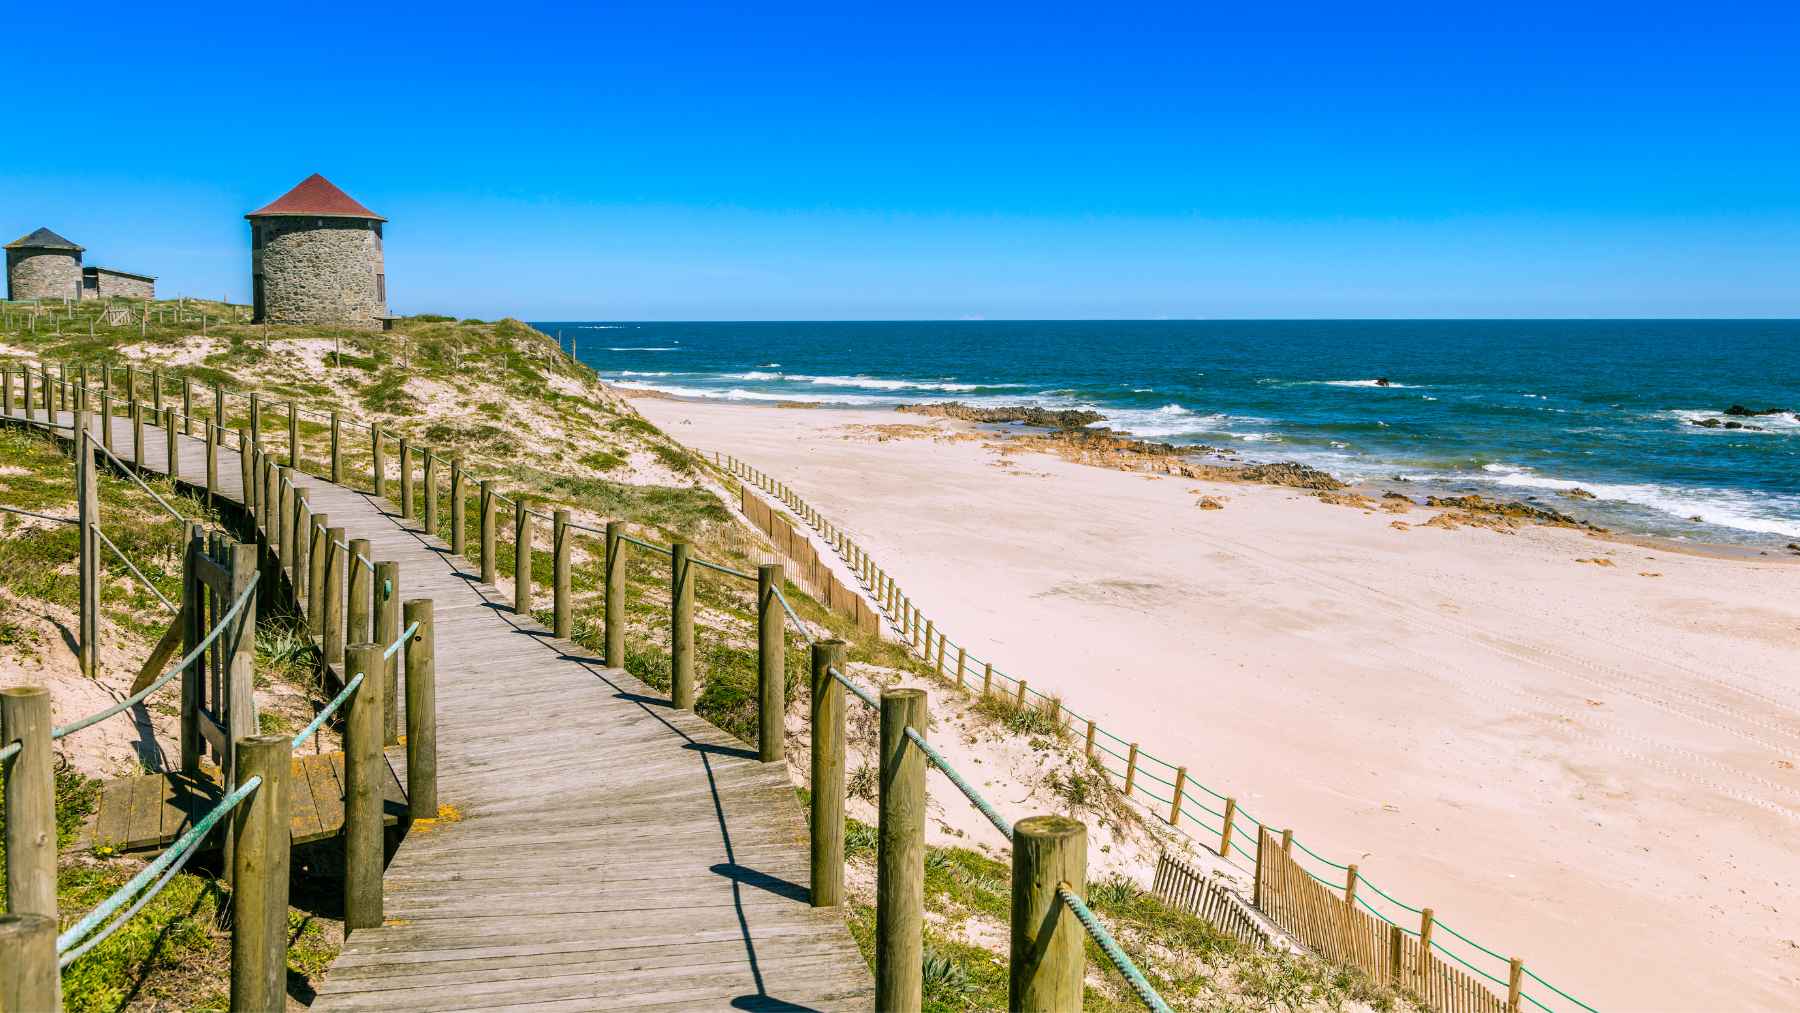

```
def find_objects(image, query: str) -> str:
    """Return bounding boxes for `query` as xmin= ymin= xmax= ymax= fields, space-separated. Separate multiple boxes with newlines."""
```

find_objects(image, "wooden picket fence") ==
xmin=738 ymin=483 xmax=882 ymax=638
xmin=1150 ymin=853 xmax=1272 ymax=951
xmin=1256 ymin=828 xmax=1518 ymax=1013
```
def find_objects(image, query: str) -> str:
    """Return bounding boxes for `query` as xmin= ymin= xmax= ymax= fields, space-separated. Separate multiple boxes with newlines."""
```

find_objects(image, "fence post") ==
xmin=1507 ymin=958 xmax=1524 ymax=1013
xmin=1 ymin=687 xmax=56 ymax=918
xmin=670 ymin=541 xmax=694 ymax=707
xmin=604 ymin=520 xmax=625 ymax=666
xmin=343 ymin=643 xmax=385 ymax=931
xmin=554 ymin=509 xmax=573 ymax=639
xmin=398 ymin=438 xmax=412 ymax=519
xmin=308 ymin=514 xmax=329 ymax=638
xmin=513 ymin=504 xmax=532 ymax=615
xmin=1123 ymin=743 xmax=1139 ymax=796
xmin=876 ymin=687 xmax=927 ymax=1013
xmin=1388 ymin=924 xmax=1404 ymax=985
xmin=1340 ymin=863 xmax=1360 ymax=962
xmin=182 ymin=378 xmax=193 ymax=435
xmin=293 ymin=487 xmax=311 ymax=605
xmin=922 ymin=619 xmax=934 ymax=665
xmin=0 ymin=914 xmax=58 ymax=1012
xmin=404 ymin=599 xmax=437 ymax=820
xmin=1254 ymin=827 xmax=1265 ymax=908
xmin=275 ymin=466 xmax=293 ymax=590
xmin=248 ymin=391 xmax=261 ymax=447
xmin=450 ymin=459 xmax=465 ymax=556
xmin=164 ymin=406 xmax=178 ymax=479
xmin=348 ymin=538 xmax=373 ymax=645
xmin=284 ymin=400 xmax=297 ymax=469
xmin=76 ymin=424 xmax=99 ymax=677
xmin=757 ymin=563 xmax=786 ymax=763
xmin=204 ymin=421 xmax=217 ymax=505
xmin=133 ymin=400 xmax=145 ymax=464
xmin=330 ymin=411 xmax=342 ymax=483
xmin=230 ymin=734 xmax=291 ymax=1012
xmin=809 ymin=640 xmax=848 ymax=907
xmin=101 ymin=388 xmax=113 ymax=451
xmin=1010 ymin=815 xmax=1087 ymax=1011
xmin=1015 ymin=679 xmax=1028 ymax=708
xmin=180 ymin=524 xmax=203 ymax=772
xmin=376 ymin=560 xmax=401 ymax=744
xmin=1083 ymin=719 xmax=1095 ymax=758
xmin=422 ymin=451 xmax=437 ymax=537
xmin=371 ymin=424 xmax=385 ymax=498
xmin=213 ymin=384 xmax=224 ymax=439
xmin=1168 ymin=766 xmax=1187 ymax=825
xmin=982 ymin=662 xmax=992 ymax=697
xmin=1417 ymin=908 xmax=1435 ymax=992
xmin=479 ymin=480 xmax=496 ymax=584
xmin=238 ymin=428 xmax=254 ymax=515
xmin=955 ymin=646 xmax=966 ymax=687
xmin=324 ymin=527 xmax=347 ymax=666
xmin=1219 ymin=798 xmax=1238 ymax=857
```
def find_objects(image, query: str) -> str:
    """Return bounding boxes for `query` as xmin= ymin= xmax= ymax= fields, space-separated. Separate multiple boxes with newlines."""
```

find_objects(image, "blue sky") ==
xmin=3 ymin=2 xmax=1797 ymax=319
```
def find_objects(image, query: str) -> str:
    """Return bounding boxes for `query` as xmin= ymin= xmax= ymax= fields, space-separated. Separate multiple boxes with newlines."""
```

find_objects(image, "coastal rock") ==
xmin=1234 ymin=462 xmax=1346 ymax=491
xmin=1562 ymin=487 xmax=1597 ymax=500
xmin=1424 ymin=494 xmax=1593 ymax=529
xmin=1195 ymin=496 xmax=1224 ymax=510
xmin=1722 ymin=404 xmax=1791 ymax=417
xmin=897 ymin=402 xmax=1105 ymax=429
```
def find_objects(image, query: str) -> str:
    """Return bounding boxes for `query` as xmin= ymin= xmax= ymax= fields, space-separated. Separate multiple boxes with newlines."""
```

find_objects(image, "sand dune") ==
xmin=640 ymin=396 xmax=1800 ymax=1012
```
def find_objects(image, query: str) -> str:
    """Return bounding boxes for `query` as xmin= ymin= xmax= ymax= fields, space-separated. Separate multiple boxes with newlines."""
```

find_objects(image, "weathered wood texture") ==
xmin=1150 ymin=852 xmax=1272 ymax=950
xmin=47 ymin=408 xmax=871 ymax=1011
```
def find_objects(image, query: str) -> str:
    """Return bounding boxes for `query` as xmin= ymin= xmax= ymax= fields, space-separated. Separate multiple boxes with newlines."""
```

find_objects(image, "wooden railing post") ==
xmin=479 ymin=480 xmax=496 ymax=584
xmin=1507 ymin=957 xmax=1524 ymax=1013
xmin=404 ymin=598 xmax=437 ymax=820
xmin=248 ymin=391 xmax=261 ymax=448
xmin=204 ymin=421 xmax=218 ymax=505
xmin=287 ymin=400 xmax=299 ymax=469
xmin=1219 ymin=798 xmax=1238 ymax=857
xmin=398 ymin=437 xmax=412 ymax=519
xmin=343 ymin=642 xmax=385 ymax=931
xmin=552 ymin=509 xmax=573 ymax=638
xmin=1010 ymin=815 xmax=1087 ymax=1011
xmin=308 ymin=514 xmax=330 ymax=639
xmin=604 ymin=520 xmax=625 ymax=666
xmin=150 ymin=367 xmax=162 ymax=411
xmin=376 ymin=561 xmax=401 ymax=744
xmin=1341 ymin=863 xmax=1360 ymax=961
xmin=213 ymin=384 xmax=225 ymax=439
xmin=1123 ymin=743 xmax=1139 ymax=796
xmin=293 ymin=487 xmax=311 ymax=606
xmin=757 ymin=563 xmax=786 ymax=763
xmin=371 ymin=424 xmax=385 ymax=498
xmin=182 ymin=378 xmax=193 ymax=435
xmin=670 ymin=541 xmax=694 ymax=707
xmin=513 ymin=504 xmax=532 ymax=615
xmin=1 ymin=687 xmax=56 ymax=918
xmin=450 ymin=458 xmax=465 ymax=556
xmin=348 ymin=538 xmax=373 ymax=645
xmin=100 ymin=388 xmax=113 ymax=451
xmin=180 ymin=524 xmax=203 ymax=772
xmin=1168 ymin=765 xmax=1187 ymax=825
xmin=238 ymin=428 xmax=254 ymax=516
xmin=163 ymin=406 xmax=178 ymax=479
xmin=76 ymin=423 xmax=99 ymax=677
xmin=330 ymin=410 xmax=342 ymax=483
xmin=230 ymin=734 xmax=291 ymax=1012
xmin=809 ymin=640 xmax=848 ymax=906
xmin=876 ymin=687 xmax=927 ymax=1012
xmin=0 ymin=914 xmax=58 ymax=1012
xmin=132 ymin=400 xmax=145 ymax=465
xmin=324 ymin=527 xmax=347 ymax=666
xmin=422 ymin=451 xmax=438 ymax=537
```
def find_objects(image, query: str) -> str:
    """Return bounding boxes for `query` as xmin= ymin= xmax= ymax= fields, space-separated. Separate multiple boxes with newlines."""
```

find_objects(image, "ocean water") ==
xmin=532 ymin=320 xmax=1800 ymax=545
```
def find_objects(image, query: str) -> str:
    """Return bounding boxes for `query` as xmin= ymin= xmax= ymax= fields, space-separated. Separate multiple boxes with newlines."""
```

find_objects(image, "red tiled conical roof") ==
xmin=246 ymin=174 xmax=385 ymax=221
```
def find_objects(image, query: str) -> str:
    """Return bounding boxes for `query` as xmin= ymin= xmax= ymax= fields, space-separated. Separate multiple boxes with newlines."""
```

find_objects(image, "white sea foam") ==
xmin=1451 ymin=463 xmax=1800 ymax=538
xmin=608 ymin=346 xmax=680 ymax=351
xmin=1667 ymin=409 xmax=1800 ymax=434
xmin=609 ymin=380 xmax=894 ymax=406
xmin=611 ymin=370 xmax=673 ymax=377
xmin=1316 ymin=379 xmax=1418 ymax=388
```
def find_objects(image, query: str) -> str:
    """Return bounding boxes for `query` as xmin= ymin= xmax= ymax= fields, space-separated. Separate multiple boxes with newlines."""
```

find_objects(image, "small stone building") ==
xmin=5 ymin=228 xmax=85 ymax=300
xmin=247 ymin=174 xmax=387 ymax=328
xmin=82 ymin=266 xmax=156 ymax=301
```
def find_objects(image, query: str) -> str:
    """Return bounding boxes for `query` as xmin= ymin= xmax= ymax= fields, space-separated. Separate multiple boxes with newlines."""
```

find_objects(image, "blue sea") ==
xmin=531 ymin=320 xmax=1800 ymax=545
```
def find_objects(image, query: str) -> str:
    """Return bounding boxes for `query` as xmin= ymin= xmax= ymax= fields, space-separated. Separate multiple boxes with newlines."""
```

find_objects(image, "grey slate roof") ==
xmin=5 ymin=227 xmax=84 ymax=252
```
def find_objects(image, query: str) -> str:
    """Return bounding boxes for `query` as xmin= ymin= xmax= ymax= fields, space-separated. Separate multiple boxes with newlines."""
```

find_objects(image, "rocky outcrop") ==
xmin=897 ymin=402 xmax=1104 ymax=429
xmin=1722 ymin=404 xmax=1792 ymax=417
xmin=1424 ymin=494 xmax=1599 ymax=530
xmin=1692 ymin=418 xmax=1762 ymax=431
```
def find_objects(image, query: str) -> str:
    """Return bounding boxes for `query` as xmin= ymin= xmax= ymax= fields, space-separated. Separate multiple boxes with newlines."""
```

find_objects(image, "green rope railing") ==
xmin=1059 ymin=885 xmax=1174 ymax=1013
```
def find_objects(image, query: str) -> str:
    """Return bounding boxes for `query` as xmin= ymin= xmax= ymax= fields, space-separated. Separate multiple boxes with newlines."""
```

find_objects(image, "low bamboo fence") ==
xmin=1150 ymin=853 xmax=1272 ymax=951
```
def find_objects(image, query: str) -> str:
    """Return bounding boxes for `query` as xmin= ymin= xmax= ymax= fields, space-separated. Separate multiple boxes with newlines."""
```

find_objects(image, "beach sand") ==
xmin=639 ymin=396 xmax=1800 ymax=1012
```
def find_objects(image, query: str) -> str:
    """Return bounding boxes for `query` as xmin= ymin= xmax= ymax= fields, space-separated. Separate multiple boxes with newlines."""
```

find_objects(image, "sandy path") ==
xmin=641 ymin=397 xmax=1800 ymax=1012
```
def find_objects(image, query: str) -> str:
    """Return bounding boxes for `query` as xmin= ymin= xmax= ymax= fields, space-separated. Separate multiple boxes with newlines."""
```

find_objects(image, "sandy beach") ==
xmin=639 ymin=395 xmax=1800 ymax=1012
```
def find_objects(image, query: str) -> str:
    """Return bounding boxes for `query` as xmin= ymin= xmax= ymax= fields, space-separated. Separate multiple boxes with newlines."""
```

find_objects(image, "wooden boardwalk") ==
xmin=56 ymin=410 xmax=875 ymax=1011
xmin=75 ymin=748 xmax=408 ymax=854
